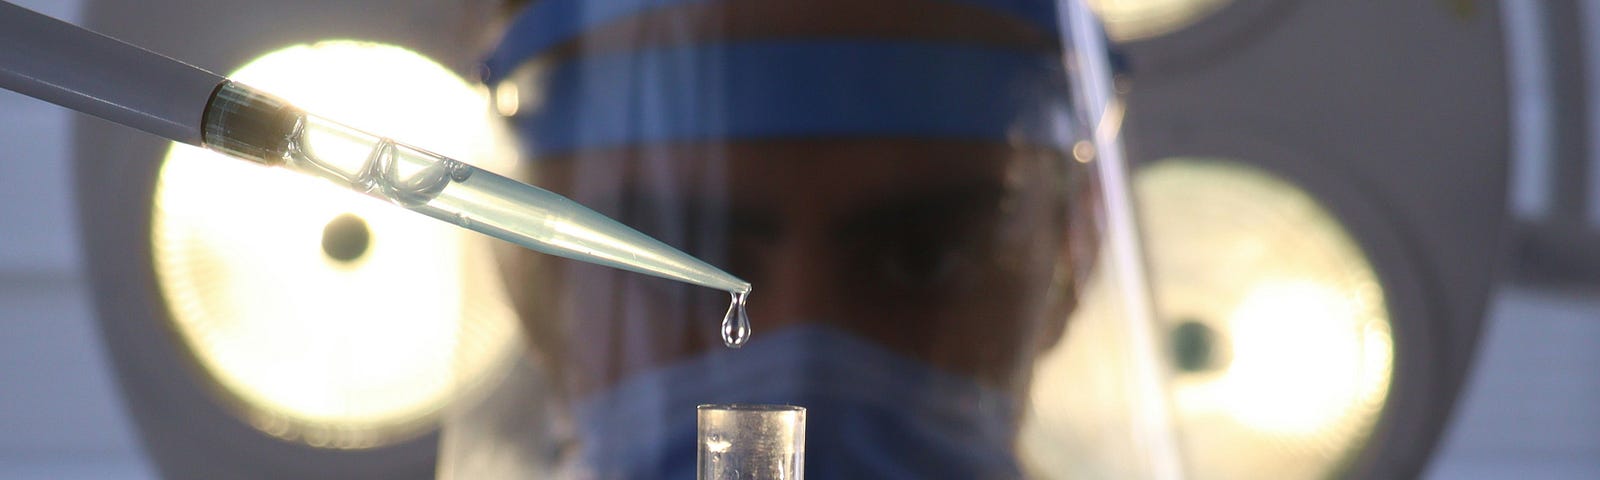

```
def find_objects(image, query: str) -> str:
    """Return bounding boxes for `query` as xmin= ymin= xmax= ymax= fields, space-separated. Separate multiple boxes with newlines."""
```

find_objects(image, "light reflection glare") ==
xmin=151 ymin=41 xmax=516 ymax=447
xmin=1217 ymin=280 xmax=1386 ymax=436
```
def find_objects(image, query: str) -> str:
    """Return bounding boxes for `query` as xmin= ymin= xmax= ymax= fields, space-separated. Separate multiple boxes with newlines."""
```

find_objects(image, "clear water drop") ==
xmin=721 ymin=290 xmax=751 ymax=348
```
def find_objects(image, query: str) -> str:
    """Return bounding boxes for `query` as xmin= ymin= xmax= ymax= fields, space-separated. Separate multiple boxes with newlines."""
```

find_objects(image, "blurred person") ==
xmin=481 ymin=0 xmax=1099 ymax=477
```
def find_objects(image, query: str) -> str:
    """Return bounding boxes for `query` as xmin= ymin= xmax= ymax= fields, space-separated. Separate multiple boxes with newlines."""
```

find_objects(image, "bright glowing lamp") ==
xmin=1143 ymin=159 xmax=1392 ymax=478
xmin=150 ymin=41 xmax=517 ymax=448
xmin=1023 ymin=158 xmax=1394 ymax=479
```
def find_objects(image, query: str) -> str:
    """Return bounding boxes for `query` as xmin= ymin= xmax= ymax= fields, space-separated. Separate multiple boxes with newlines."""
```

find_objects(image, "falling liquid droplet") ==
xmin=721 ymin=290 xmax=751 ymax=348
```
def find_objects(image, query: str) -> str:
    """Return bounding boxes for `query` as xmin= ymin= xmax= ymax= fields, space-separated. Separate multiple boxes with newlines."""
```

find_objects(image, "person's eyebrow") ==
xmin=834 ymin=182 xmax=1006 ymax=239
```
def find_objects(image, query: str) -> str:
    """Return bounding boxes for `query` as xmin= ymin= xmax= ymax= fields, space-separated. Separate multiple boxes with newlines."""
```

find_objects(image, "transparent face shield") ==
xmin=439 ymin=0 xmax=1181 ymax=478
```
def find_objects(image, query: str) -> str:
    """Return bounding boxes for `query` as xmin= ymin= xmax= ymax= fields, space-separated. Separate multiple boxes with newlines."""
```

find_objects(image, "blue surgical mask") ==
xmin=559 ymin=324 xmax=1023 ymax=479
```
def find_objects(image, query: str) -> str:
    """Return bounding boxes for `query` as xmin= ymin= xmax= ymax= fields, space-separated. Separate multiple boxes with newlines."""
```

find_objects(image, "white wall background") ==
xmin=0 ymin=0 xmax=1593 ymax=478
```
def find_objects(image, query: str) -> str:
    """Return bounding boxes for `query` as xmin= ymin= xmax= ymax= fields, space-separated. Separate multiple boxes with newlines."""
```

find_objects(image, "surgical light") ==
xmin=1024 ymin=157 xmax=1394 ymax=479
xmin=151 ymin=41 xmax=518 ymax=448
xmin=1144 ymin=158 xmax=1392 ymax=478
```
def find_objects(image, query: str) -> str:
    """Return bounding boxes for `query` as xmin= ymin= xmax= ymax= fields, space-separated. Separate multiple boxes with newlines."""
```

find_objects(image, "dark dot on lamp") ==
xmin=322 ymin=213 xmax=371 ymax=263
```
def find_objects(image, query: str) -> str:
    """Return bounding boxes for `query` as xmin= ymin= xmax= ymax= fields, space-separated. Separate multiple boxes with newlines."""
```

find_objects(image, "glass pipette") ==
xmin=205 ymin=82 xmax=754 ymax=296
xmin=0 ymin=1 xmax=752 ymax=345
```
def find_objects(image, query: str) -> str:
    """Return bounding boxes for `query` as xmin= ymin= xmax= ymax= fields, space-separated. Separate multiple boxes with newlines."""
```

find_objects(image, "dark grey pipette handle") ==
xmin=0 ymin=1 xmax=224 ymax=146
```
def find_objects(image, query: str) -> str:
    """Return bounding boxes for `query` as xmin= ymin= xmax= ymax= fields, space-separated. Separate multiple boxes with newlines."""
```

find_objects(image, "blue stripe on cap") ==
xmin=511 ymin=41 xmax=1074 ymax=156
xmin=481 ymin=0 xmax=1062 ymax=85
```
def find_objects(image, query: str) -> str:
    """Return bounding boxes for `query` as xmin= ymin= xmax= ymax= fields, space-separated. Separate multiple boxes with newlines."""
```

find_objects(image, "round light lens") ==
xmin=151 ymin=41 xmax=517 ymax=448
xmin=1023 ymin=157 xmax=1393 ymax=478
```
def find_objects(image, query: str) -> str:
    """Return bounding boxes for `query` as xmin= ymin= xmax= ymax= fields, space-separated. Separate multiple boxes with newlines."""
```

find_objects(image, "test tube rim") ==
xmin=698 ymin=404 xmax=805 ymax=413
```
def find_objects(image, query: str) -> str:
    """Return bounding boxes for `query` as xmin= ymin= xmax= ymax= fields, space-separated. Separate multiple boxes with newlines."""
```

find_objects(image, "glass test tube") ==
xmin=698 ymin=404 xmax=806 ymax=480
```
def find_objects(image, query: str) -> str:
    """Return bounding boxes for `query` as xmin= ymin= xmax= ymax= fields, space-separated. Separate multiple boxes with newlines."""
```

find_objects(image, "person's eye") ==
xmin=855 ymin=213 xmax=988 ymax=293
xmin=876 ymin=233 xmax=968 ymax=289
xmin=838 ymin=187 xmax=1006 ymax=296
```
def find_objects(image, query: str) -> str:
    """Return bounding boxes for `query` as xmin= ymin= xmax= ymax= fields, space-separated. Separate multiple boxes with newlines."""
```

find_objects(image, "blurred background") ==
xmin=1 ymin=0 xmax=1598 ymax=478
